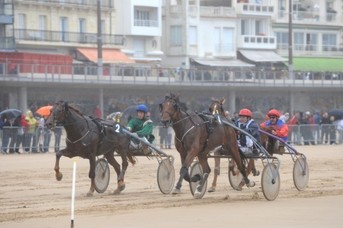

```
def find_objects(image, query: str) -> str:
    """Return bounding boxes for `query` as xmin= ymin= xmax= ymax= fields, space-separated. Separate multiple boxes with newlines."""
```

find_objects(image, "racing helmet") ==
xmin=136 ymin=104 xmax=148 ymax=113
xmin=239 ymin=108 xmax=252 ymax=117
xmin=267 ymin=109 xmax=280 ymax=118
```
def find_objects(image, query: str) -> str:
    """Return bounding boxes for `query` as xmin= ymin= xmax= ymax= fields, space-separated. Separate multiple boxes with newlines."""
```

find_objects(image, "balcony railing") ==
xmin=277 ymin=43 xmax=343 ymax=56
xmin=134 ymin=19 xmax=158 ymax=27
xmin=236 ymin=3 xmax=274 ymax=15
xmin=238 ymin=35 xmax=276 ymax=49
xmin=0 ymin=62 xmax=342 ymax=88
xmin=18 ymin=0 xmax=113 ymax=9
xmin=14 ymin=29 xmax=124 ymax=46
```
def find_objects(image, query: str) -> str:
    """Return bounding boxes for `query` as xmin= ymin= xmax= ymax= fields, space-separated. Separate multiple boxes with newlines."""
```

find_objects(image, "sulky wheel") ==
xmin=261 ymin=163 xmax=280 ymax=201
xmin=94 ymin=158 xmax=110 ymax=194
xmin=189 ymin=161 xmax=207 ymax=199
xmin=228 ymin=160 xmax=244 ymax=191
xmin=157 ymin=158 xmax=175 ymax=194
xmin=293 ymin=157 xmax=309 ymax=191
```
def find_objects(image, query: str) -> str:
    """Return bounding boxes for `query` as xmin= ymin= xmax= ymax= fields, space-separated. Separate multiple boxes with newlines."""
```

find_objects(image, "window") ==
xmin=275 ymin=32 xmax=288 ymax=50
xmin=322 ymin=34 xmax=337 ymax=51
xmin=241 ymin=20 xmax=248 ymax=35
xmin=170 ymin=25 xmax=182 ymax=46
xmin=38 ymin=15 xmax=46 ymax=40
xmin=294 ymin=32 xmax=304 ymax=50
xmin=60 ymin=17 xmax=69 ymax=42
xmin=79 ymin=19 xmax=86 ymax=34
xmin=135 ymin=9 xmax=150 ymax=26
xmin=18 ymin=14 xmax=26 ymax=39
xmin=189 ymin=26 xmax=197 ymax=45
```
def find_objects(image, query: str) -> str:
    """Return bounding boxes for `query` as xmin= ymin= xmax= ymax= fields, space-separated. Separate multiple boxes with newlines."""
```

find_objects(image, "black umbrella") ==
xmin=328 ymin=109 xmax=343 ymax=120
xmin=0 ymin=109 xmax=22 ymax=120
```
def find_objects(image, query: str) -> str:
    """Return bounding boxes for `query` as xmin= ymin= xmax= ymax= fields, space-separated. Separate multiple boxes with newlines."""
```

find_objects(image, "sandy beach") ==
xmin=1 ymin=144 xmax=343 ymax=227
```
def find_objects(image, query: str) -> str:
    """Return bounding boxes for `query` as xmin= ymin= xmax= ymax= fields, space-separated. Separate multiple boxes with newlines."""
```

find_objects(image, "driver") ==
xmin=126 ymin=104 xmax=155 ymax=154
xmin=260 ymin=109 xmax=288 ymax=154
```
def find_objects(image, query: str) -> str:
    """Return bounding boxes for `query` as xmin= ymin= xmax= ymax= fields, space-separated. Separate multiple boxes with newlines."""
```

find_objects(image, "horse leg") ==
xmin=208 ymin=156 xmax=220 ymax=192
xmin=54 ymin=151 xmax=63 ymax=181
xmin=231 ymin=152 xmax=254 ymax=190
xmin=247 ymin=159 xmax=260 ymax=176
xmin=106 ymin=152 xmax=127 ymax=195
xmin=86 ymin=155 xmax=96 ymax=197
xmin=171 ymin=152 xmax=191 ymax=194
xmin=193 ymin=152 xmax=210 ymax=198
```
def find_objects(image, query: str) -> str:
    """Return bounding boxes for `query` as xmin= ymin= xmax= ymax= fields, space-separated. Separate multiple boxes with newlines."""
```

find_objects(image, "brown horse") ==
xmin=159 ymin=93 xmax=254 ymax=198
xmin=208 ymin=98 xmax=259 ymax=192
xmin=45 ymin=101 xmax=136 ymax=196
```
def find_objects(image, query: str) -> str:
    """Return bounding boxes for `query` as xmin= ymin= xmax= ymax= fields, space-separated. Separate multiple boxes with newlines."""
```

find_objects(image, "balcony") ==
xmin=17 ymin=0 xmax=113 ymax=10
xmin=14 ymin=29 xmax=124 ymax=46
xmin=276 ymin=43 xmax=343 ymax=57
xmin=236 ymin=2 xmax=274 ymax=16
xmin=238 ymin=35 xmax=276 ymax=49
xmin=199 ymin=6 xmax=236 ymax=18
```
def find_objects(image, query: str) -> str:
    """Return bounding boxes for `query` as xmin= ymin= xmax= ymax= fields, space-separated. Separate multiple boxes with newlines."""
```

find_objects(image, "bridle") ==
xmin=50 ymin=102 xmax=91 ymax=144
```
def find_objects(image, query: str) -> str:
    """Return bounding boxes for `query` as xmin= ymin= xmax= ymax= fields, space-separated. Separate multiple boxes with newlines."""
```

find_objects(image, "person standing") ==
xmin=93 ymin=105 xmax=102 ymax=119
xmin=158 ymin=125 xmax=168 ymax=149
xmin=24 ymin=110 xmax=38 ymax=153
xmin=15 ymin=114 xmax=29 ymax=153
xmin=54 ymin=125 xmax=62 ymax=153
xmin=1 ymin=116 xmax=20 ymax=154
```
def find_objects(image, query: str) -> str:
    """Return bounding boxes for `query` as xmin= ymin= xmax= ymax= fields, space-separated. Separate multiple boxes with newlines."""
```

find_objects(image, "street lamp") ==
xmin=97 ymin=0 xmax=103 ymax=77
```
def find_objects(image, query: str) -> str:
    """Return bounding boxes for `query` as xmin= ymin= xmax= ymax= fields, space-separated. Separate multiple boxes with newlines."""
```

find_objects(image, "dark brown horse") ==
xmin=159 ymin=94 xmax=254 ymax=198
xmin=45 ymin=101 xmax=136 ymax=196
xmin=208 ymin=98 xmax=258 ymax=192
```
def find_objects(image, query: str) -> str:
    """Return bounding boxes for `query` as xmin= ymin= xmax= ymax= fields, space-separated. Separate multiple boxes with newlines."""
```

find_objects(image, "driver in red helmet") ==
xmin=260 ymin=109 xmax=289 ymax=154
xmin=235 ymin=108 xmax=260 ymax=154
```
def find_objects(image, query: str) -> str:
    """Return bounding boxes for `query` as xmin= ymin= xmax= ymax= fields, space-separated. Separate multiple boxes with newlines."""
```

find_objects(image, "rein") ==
xmin=56 ymin=106 xmax=93 ymax=144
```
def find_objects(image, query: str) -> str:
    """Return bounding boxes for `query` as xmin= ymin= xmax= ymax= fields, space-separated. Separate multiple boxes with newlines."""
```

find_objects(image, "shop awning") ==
xmin=76 ymin=48 xmax=135 ymax=64
xmin=293 ymin=57 xmax=343 ymax=72
xmin=190 ymin=58 xmax=255 ymax=67
xmin=239 ymin=50 xmax=287 ymax=63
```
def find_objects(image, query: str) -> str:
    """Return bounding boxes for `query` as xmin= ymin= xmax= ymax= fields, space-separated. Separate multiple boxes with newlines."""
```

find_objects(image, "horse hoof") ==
xmin=171 ymin=188 xmax=181 ymax=194
xmin=113 ymin=189 xmax=121 ymax=195
xmin=193 ymin=190 xmax=202 ymax=199
xmin=247 ymin=180 xmax=256 ymax=188
xmin=253 ymin=170 xmax=260 ymax=177
xmin=86 ymin=192 xmax=94 ymax=197
xmin=208 ymin=186 xmax=216 ymax=193
xmin=56 ymin=173 xmax=63 ymax=181
xmin=118 ymin=181 xmax=126 ymax=192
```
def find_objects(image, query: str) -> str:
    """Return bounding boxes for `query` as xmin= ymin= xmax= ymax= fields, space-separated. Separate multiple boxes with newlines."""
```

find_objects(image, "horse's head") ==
xmin=45 ymin=101 xmax=69 ymax=129
xmin=209 ymin=98 xmax=225 ymax=116
xmin=159 ymin=93 xmax=180 ymax=126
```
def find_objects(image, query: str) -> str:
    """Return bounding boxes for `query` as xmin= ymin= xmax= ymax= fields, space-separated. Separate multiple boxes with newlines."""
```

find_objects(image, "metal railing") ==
xmin=1 ymin=124 xmax=341 ymax=154
xmin=0 ymin=62 xmax=342 ymax=88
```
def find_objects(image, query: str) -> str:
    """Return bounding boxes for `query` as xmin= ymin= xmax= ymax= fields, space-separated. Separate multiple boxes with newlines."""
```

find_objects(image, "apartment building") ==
xmin=0 ymin=0 xmax=164 ymax=67
xmin=162 ymin=0 xmax=343 ymax=72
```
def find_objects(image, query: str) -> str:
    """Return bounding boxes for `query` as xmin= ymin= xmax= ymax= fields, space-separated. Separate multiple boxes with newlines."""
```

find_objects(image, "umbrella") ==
xmin=36 ymin=105 xmax=53 ymax=117
xmin=0 ymin=109 xmax=22 ymax=120
xmin=328 ymin=109 xmax=343 ymax=120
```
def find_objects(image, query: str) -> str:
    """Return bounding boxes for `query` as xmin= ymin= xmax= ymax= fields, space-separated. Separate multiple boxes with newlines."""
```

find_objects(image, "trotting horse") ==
xmin=159 ymin=93 xmax=254 ymax=198
xmin=45 ymin=101 xmax=136 ymax=196
xmin=208 ymin=98 xmax=259 ymax=192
